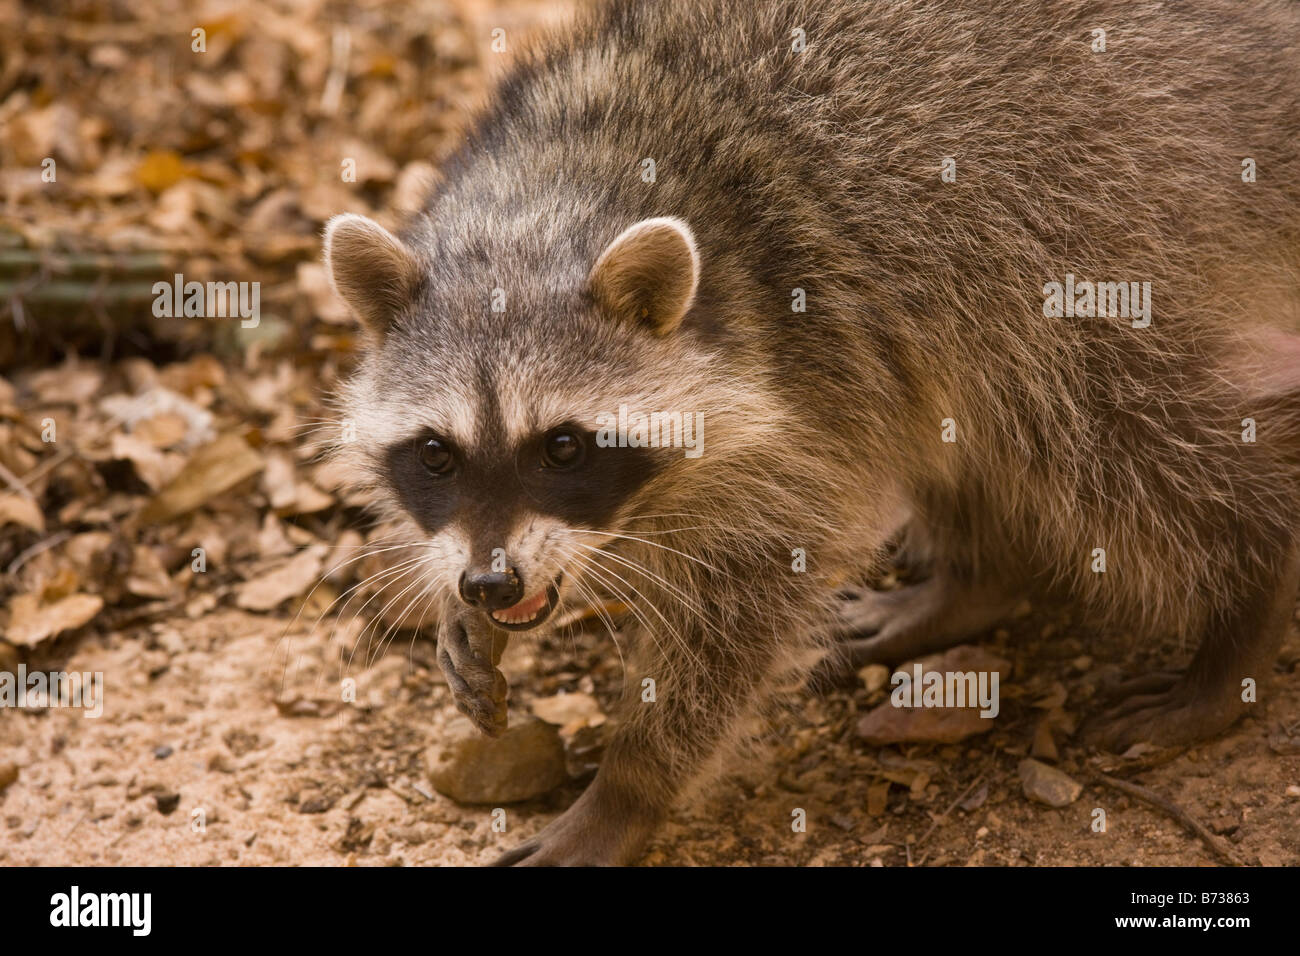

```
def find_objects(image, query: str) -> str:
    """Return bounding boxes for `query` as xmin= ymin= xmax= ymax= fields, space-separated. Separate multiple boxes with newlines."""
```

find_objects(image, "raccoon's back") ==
xmin=521 ymin=0 xmax=1300 ymax=271
xmin=443 ymin=0 xmax=1300 ymax=347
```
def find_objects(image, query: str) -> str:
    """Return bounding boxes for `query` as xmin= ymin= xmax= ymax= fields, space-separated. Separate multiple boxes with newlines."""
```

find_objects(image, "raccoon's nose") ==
xmin=458 ymin=568 xmax=525 ymax=610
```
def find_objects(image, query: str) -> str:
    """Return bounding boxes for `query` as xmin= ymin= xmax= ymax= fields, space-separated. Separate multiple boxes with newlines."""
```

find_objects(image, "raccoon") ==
xmin=322 ymin=0 xmax=1300 ymax=864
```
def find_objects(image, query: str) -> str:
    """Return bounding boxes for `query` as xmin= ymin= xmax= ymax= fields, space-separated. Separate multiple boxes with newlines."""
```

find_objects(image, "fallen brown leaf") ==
xmin=137 ymin=431 xmax=264 ymax=525
xmin=5 ymin=592 xmax=104 ymax=647
xmin=0 ymin=493 xmax=44 ymax=533
xmin=235 ymin=545 xmax=327 ymax=612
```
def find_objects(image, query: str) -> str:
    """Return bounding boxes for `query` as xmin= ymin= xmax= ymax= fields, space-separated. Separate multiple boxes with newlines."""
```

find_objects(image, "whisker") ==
xmin=553 ymin=528 xmax=725 ymax=575
xmin=275 ymin=540 xmax=427 ymax=680
xmin=561 ymin=545 xmax=706 ymax=675
xmin=552 ymin=545 xmax=629 ymax=677
xmin=339 ymin=553 xmax=440 ymax=683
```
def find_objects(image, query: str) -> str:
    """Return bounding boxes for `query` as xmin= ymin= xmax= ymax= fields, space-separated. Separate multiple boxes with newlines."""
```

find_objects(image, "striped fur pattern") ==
xmin=324 ymin=0 xmax=1300 ymax=863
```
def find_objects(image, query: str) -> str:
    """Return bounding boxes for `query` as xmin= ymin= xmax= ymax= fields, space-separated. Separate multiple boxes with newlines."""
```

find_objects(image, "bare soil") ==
xmin=4 ymin=601 xmax=1298 ymax=866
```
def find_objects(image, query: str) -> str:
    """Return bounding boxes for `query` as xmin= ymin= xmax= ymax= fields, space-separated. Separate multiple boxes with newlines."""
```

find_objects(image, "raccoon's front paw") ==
xmin=437 ymin=611 xmax=509 ymax=737
xmin=491 ymin=779 xmax=659 ymax=867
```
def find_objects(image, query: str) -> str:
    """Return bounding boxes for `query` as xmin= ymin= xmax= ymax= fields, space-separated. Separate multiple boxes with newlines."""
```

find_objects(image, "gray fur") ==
xmin=325 ymin=0 xmax=1300 ymax=864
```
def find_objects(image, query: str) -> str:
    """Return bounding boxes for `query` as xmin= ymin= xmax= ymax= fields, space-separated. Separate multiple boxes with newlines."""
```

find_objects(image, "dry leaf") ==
xmin=126 ymin=545 xmax=172 ymax=600
xmin=531 ymin=691 xmax=606 ymax=735
xmin=0 ymin=493 xmax=44 ymax=533
xmin=235 ymin=545 xmax=326 ymax=612
xmin=286 ymin=481 xmax=334 ymax=515
xmin=138 ymin=431 xmax=264 ymax=525
xmin=5 ymin=593 xmax=104 ymax=648
xmin=135 ymin=150 xmax=196 ymax=194
xmin=110 ymin=432 xmax=177 ymax=491
xmin=133 ymin=412 xmax=189 ymax=449
xmin=296 ymin=262 xmax=351 ymax=324
xmin=262 ymin=451 xmax=298 ymax=510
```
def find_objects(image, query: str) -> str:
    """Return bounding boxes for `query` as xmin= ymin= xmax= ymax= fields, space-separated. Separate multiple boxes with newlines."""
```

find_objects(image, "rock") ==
xmin=155 ymin=791 xmax=181 ymax=815
xmin=866 ymin=781 xmax=890 ymax=816
xmin=208 ymin=753 xmax=236 ymax=774
xmin=1018 ymin=758 xmax=1082 ymax=808
xmin=1267 ymin=732 xmax=1300 ymax=755
xmin=1255 ymin=845 xmax=1284 ymax=866
xmin=298 ymin=791 xmax=335 ymax=814
xmin=222 ymin=729 xmax=261 ymax=755
xmin=0 ymin=762 xmax=18 ymax=793
xmin=857 ymin=702 xmax=993 ymax=745
xmin=1030 ymin=718 xmax=1059 ymax=762
xmin=426 ymin=715 xmax=566 ymax=804
xmin=959 ymin=781 xmax=989 ymax=812
xmin=856 ymin=645 xmax=1009 ymax=745
xmin=153 ymin=745 xmax=173 ymax=760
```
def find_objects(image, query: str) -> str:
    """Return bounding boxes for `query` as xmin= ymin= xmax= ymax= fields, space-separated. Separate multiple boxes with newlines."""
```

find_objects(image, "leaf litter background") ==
xmin=1 ymin=0 xmax=1298 ymax=866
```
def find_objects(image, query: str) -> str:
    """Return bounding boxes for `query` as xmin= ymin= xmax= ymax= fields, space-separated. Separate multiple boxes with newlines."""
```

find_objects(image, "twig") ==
xmin=7 ymin=530 xmax=71 ymax=575
xmin=1091 ymin=771 xmax=1243 ymax=866
xmin=383 ymin=779 xmax=424 ymax=806
xmin=18 ymin=392 xmax=148 ymax=487
xmin=18 ymin=445 xmax=77 ymax=487
xmin=0 ymin=459 xmax=35 ymax=501
xmin=917 ymin=773 xmax=985 ymax=848
xmin=320 ymin=28 xmax=352 ymax=115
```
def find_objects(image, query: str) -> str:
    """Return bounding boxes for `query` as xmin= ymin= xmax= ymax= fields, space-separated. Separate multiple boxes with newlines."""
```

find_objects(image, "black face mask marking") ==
xmin=381 ymin=424 xmax=663 ymax=558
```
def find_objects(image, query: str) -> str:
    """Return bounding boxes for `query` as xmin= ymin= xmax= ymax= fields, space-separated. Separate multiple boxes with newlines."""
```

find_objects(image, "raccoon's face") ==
xmin=381 ymin=410 xmax=658 ymax=632
xmin=324 ymin=213 xmax=703 ymax=632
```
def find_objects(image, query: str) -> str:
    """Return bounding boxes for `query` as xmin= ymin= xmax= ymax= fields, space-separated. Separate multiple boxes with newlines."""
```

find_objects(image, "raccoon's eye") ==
xmin=417 ymin=437 xmax=455 ymax=476
xmin=541 ymin=429 xmax=584 ymax=469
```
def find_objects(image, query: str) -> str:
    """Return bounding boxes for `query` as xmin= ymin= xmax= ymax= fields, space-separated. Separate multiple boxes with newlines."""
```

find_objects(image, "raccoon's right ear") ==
xmin=587 ymin=217 xmax=699 ymax=335
xmin=322 ymin=213 xmax=419 ymax=340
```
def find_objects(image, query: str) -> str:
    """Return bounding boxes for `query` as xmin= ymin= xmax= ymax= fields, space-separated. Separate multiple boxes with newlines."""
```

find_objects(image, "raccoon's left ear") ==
xmin=587 ymin=217 xmax=699 ymax=335
xmin=322 ymin=213 xmax=419 ymax=340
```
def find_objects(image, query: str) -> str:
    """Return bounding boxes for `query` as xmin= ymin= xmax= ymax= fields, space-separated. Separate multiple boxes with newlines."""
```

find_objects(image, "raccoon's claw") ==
xmin=808 ymin=576 xmax=1016 ymax=693
xmin=490 ymin=778 xmax=659 ymax=866
xmin=437 ymin=612 xmax=509 ymax=737
xmin=1083 ymin=676 xmax=1240 ymax=753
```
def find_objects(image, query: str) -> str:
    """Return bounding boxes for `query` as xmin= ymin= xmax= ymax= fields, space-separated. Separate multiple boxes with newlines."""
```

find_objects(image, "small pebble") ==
xmin=1019 ymin=758 xmax=1083 ymax=808
xmin=298 ymin=792 xmax=336 ymax=814
xmin=155 ymin=791 xmax=181 ymax=815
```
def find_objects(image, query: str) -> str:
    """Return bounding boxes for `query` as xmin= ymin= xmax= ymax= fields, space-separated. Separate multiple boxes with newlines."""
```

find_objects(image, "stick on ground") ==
xmin=1091 ymin=771 xmax=1243 ymax=866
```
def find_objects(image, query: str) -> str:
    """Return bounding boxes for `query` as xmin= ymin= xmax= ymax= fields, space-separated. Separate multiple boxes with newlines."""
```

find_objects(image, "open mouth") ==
xmin=489 ymin=574 xmax=562 ymax=631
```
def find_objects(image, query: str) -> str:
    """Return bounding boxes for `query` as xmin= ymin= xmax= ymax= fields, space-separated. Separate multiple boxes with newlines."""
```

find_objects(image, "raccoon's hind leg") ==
xmin=1085 ymin=535 xmax=1300 ymax=752
xmin=812 ymin=517 xmax=1020 ymax=688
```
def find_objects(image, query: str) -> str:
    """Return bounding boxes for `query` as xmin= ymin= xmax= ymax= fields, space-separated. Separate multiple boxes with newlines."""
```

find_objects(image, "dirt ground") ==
xmin=2 ymin=0 xmax=1299 ymax=867
xmin=3 ymin=595 xmax=1300 ymax=866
